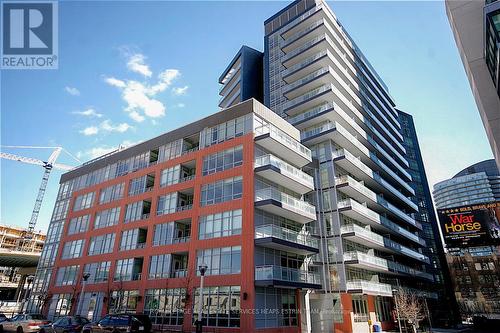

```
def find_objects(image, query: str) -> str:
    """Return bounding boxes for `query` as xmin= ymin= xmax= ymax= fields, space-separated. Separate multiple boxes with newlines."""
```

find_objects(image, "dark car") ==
xmin=0 ymin=315 xmax=7 ymax=324
xmin=39 ymin=316 xmax=89 ymax=333
xmin=82 ymin=314 xmax=151 ymax=333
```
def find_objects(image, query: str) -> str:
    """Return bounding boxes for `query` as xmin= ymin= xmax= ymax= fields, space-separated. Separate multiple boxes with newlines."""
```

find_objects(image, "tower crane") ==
xmin=0 ymin=146 xmax=80 ymax=250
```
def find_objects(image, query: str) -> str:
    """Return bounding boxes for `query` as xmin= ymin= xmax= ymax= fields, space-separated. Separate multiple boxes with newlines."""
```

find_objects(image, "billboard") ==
xmin=437 ymin=201 xmax=500 ymax=248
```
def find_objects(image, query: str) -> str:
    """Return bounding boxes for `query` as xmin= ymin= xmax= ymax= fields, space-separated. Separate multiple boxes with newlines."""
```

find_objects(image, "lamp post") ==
xmin=195 ymin=264 xmax=208 ymax=333
xmin=77 ymin=272 xmax=91 ymax=316
xmin=393 ymin=289 xmax=402 ymax=333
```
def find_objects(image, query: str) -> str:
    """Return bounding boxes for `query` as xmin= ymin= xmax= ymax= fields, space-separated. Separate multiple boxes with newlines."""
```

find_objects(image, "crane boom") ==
xmin=0 ymin=152 xmax=45 ymax=167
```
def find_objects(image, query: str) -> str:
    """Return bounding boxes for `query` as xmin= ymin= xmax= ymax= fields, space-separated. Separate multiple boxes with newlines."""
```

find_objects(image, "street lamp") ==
xmin=195 ymin=264 xmax=208 ymax=333
xmin=77 ymin=272 xmax=91 ymax=316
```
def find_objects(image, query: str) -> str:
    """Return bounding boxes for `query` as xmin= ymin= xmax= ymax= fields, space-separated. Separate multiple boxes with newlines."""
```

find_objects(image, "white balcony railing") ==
xmin=254 ymin=154 xmax=314 ymax=188
xmin=254 ymin=123 xmax=312 ymax=161
xmin=346 ymin=279 xmax=392 ymax=295
xmin=255 ymin=265 xmax=320 ymax=285
xmin=343 ymin=251 xmax=388 ymax=269
xmin=255 ymin=224 xmax=318 ymax=248
xmin=255 ymin=188 xmax=316 ymax=218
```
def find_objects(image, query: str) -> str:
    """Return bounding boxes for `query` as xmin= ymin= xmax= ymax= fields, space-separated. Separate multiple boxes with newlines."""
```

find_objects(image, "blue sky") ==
xmin=1 ymin=0 xmax=493 ymax=233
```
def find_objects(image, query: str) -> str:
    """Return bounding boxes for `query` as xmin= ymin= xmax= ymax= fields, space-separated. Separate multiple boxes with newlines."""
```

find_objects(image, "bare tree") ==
xmin=394 ymin=288 xmax=426 ymax=333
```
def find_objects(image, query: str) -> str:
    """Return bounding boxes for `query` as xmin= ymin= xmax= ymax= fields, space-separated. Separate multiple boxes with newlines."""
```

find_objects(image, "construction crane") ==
xmin=0 ymin=146 xmax=80 ymax=250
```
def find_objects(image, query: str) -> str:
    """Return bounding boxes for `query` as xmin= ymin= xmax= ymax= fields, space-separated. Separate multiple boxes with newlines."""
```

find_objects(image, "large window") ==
xmin=149 ymin=254 xmax=171 ymax=279
xmin=144 ymin=288 xmax=186 ymax=326
xmin=84 ymin=261 xmax=111 ymax=284
xmin=114 ymin=258 xmax=142 ymax=281
xmin=61 ymin=239 xmax=84 ymax=259
xmin=153 ymin=221 xmax=190 ymax=246
xmin=99 ymin=183 xmax=124 ymax=204
xmin=375 ymin=296 xmax=392 ymax=322
xmin=352 ymin=295 xmax=369 ymax=322
xmin=160 ymin=165 xmax=180 ymax=187
xmin=73 ymin=192 xmax=94 ymax=211
xmin=255 ymin=287 xmax=298 ymax=328
xmin=124 ymin=200 xmax=151 ymax=222
xmin=156 ymin=193 xmax=178 ymax=216
xmin=200 ymin=114 xmax=251 ymax=148
xmin=94 ymin=207 xmax=120 ymax=229
xmin=200 ymin=176 xmax=242 ymax=206
xmin=198 ymin=209 xmax=242 ymax=240
xmin=88 ymin=233 xmax=115 ymax=256
xmin=129 ymin=174 xmax=154 ymax=196
xmin=193 ymin=286 xmax=240 ymax=327
xmin=109 ymin=290 xmax=140 ymax=314
xmin=202 ymin=145 xmax=243 ymax=175
xmin=55 ymin=265 xmax=80 ymax=286
xmin=120 ymin=229 xmax=146 ymax=251
xmin=67 ymin=215 xmax=90 ymax=235
xmin=158 ymin=139 xmax=183 ymax=163
xmin=196 ymin=246 xmax=241 ymax=276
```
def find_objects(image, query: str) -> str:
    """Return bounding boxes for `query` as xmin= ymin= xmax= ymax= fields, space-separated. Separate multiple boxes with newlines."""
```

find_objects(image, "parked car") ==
xmin=0 ymin=314 xmax=51 ymax=333
xmin=82 ymin=314 xmax=151 ymax=333
xmin=0 ymin=315 xmax=7 ymax=323
xmin=39 ymin=316 xmax=89 ymax=333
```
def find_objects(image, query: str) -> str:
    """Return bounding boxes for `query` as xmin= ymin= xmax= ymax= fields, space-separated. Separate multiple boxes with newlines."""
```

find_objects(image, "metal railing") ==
xmin=255 ymin=188 xmax=316 ymax=218
xmin=287 ymin=102 xmax=335 ymax=125
xmin=346 ymin=279 xmax=392 ymax=295
xmin=255 ymin=265 xmax=320 ymax=284
xmin=254 ymin=154 xmax=314 ymax=188
xmin=282 ymin=50 xmax=328 ymax=77
xmin=343 ymin=251 xmax=388 ymax=269
xmin=255 ymin=224 xmax=318 ymax=248
xmin=337 ymin=198 xmax=380 ymax=221
xmin=254 ymin=123 xmax=311 ymax=160
xmin=335 ymin=175 xmax=376 ymax=200
xmin=282 ymin=19 xmax=325 ymax=48
xmin=340 ymin=224 xmax=383 ymax=245
xmin=283 ymin=67 xmax=331 ymax=94
xmin=284 ymin=83 xmax=333 ymax=111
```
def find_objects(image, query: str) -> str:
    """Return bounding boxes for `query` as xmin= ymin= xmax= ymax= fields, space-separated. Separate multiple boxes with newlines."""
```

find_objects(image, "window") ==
xmin=160 ymin=165 xmax=180 ymax=187
xmin=193 ymin=286 xmax=240 ymax=327
xmin=73 ymin=192 xmax=94 ymax=211
xmin=149 ymin=254 xmax=172 ymax=279
xmin=84 ymin=261 xmax=111 ymax=283
xmin=68 ymin=215 xmax=90 ymax=235
xmin=375 ymin=296 xmax=392 ymax=322
xmin=158 ymin=139 xmax=183 ymax=162
xmin=94 ymin=207 xmax=120 ymax=229
xmin=99 ymin=183 xmax=124 ymax=204
xmin=47 ymin=294 xmax=72 ymax=318
xmin=202 ymin=145 xmax=243 ymax=175
xmin=61 ymin=239 xmax=84 ymax=259
xmin=156 ymin=193 xmax=178 ymax=215
xmin=144 ymin=288 xmax=186 ymax=326
xmin=352 ymin=296 xmax=368 ymax=322
xmin=255 ymin=287 xmax=297 ymax=328
xmin=129 ymin=174 xmax=155 ymax=196
xmin=88 ymin=233 xmax=115 ymax=256
xmin=120 ymin=229 xmax=146 ymax=251
xmin=153 ymin=221 xmax=190 ymax=246
xmin=196 ymin=246 xmax=241 ymax=276
xmin=200 ymin=115 xmax=250 ymax=148
xmin=200 ymin=176 xmax=242 ymax=206
xmin=125 ymin=200 xmax=151 ymax=222
xmin=109 ymin=290 xmax=140 ymax=314
xmin=198 ymin=209 xmax=242 ymax=239
xmin=55 ymin=265 xmax=80 ymax=286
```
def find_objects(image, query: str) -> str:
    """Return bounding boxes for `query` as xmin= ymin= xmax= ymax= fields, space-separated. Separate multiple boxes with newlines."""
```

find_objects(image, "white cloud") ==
xmin=105 ymin=77 xmax=126 ymax=88
xmin=80 ymin=126 xmax=99 ymax=136
xmin=79 ymin=120 xmax=133 ymax=136
xmin=79 ymin=140 xmax=144 ymax=159
xmin=104 ymin=52 xmax=184 ymax=122
xmin=176 ymin=103 xmax=185 ymax=108
xmin=72 ymin=108 xmax=103 ymax=118
xmin=65 ymin=86 xmax=80 ymax=96
xmin=172 ymin=85 xmax=188 ymax=96
xmin=100 ymin=119 xmax=133 ymax=133
xmin=127 ymin=53 xmax=152 ymax=77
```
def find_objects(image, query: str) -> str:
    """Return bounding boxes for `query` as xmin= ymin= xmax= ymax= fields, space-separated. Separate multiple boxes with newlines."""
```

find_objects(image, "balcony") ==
xmin=287 ymin=102 xmax=335 ymax=129
xmin=346 ymin=280 xmax=392 ymax=297
xmin=254 ymin=123 xmax=312 ymax=167
xmin=335 ymin=175 xmax=378 ymax=207
xmin=281 ymin=18 xmax=326 ymax=52
xmin=283 ymin=84 xmax=336 ymax=116
xmin=337 ymin=199 xmax=382 ymax=228
xmin=283 ymin=67 xmax=335 ymax=100
xmin=343 ymin=251 xmax=388 ymax=273
xmin=254 ymin=154 xmax=314 ymax=194
xmin=340 ymin=224 xmax=385 ymax=251
xmin=255 ymin=265 xmax=321 ymax=289
xmin=255 ymin=224 xmax=319 ymax=255
xmin=282 ymin=50 xmax=333 ymax=83
xmin=255 ymin=188 xmax=316 ymax=224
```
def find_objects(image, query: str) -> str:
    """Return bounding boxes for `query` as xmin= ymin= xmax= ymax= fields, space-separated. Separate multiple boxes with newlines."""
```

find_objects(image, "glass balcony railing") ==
xmin=343 ymin=251 xmax=388 ymax=269
xmin=283 ymin=67 xmax=331 ymax=94
xmin=282 ymin=50 xmax=329 ymax=77
xmin=255 ymin=154 xmax=314 ymax=188
xmin=379 ymin=215 xmax=425 ymax=246
xmin=377 ymin=196 xmax=419 ymax=228
xmin=332 ymin=149 xmax=373 ymax=177
xmin=255 ymin=265 xmax=321 ymax=285
xmin=346 ymin=279 xmax=392 ymax=295
xmin=219 ymin=64 xmax=241 ymax=92
xmin=284 ymin=84 xmax=333 ymax=111
xmin=338 ymin=198 xmax=381 ymax=222
xmin=255 ymin=188 xmax=316 ymax=218
xmin=283 ymin=34 xmax=328 ymax=62
xmin=282 ymin=19 xmax=324 ymax=48
xmin=340 ymin=224 xmax=383 ymax=245
xmin=287 ymin=102 xmax=335 ymax=125
xmin=335 ymin=175 xmax=376 ymax=200
xmin=254 ymin=123 xmax=312 ymax=161
xmin=255 ymin=224 xmax=318 ymax=248
xmin=219 ymin=77 xmax=241 ymax=102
